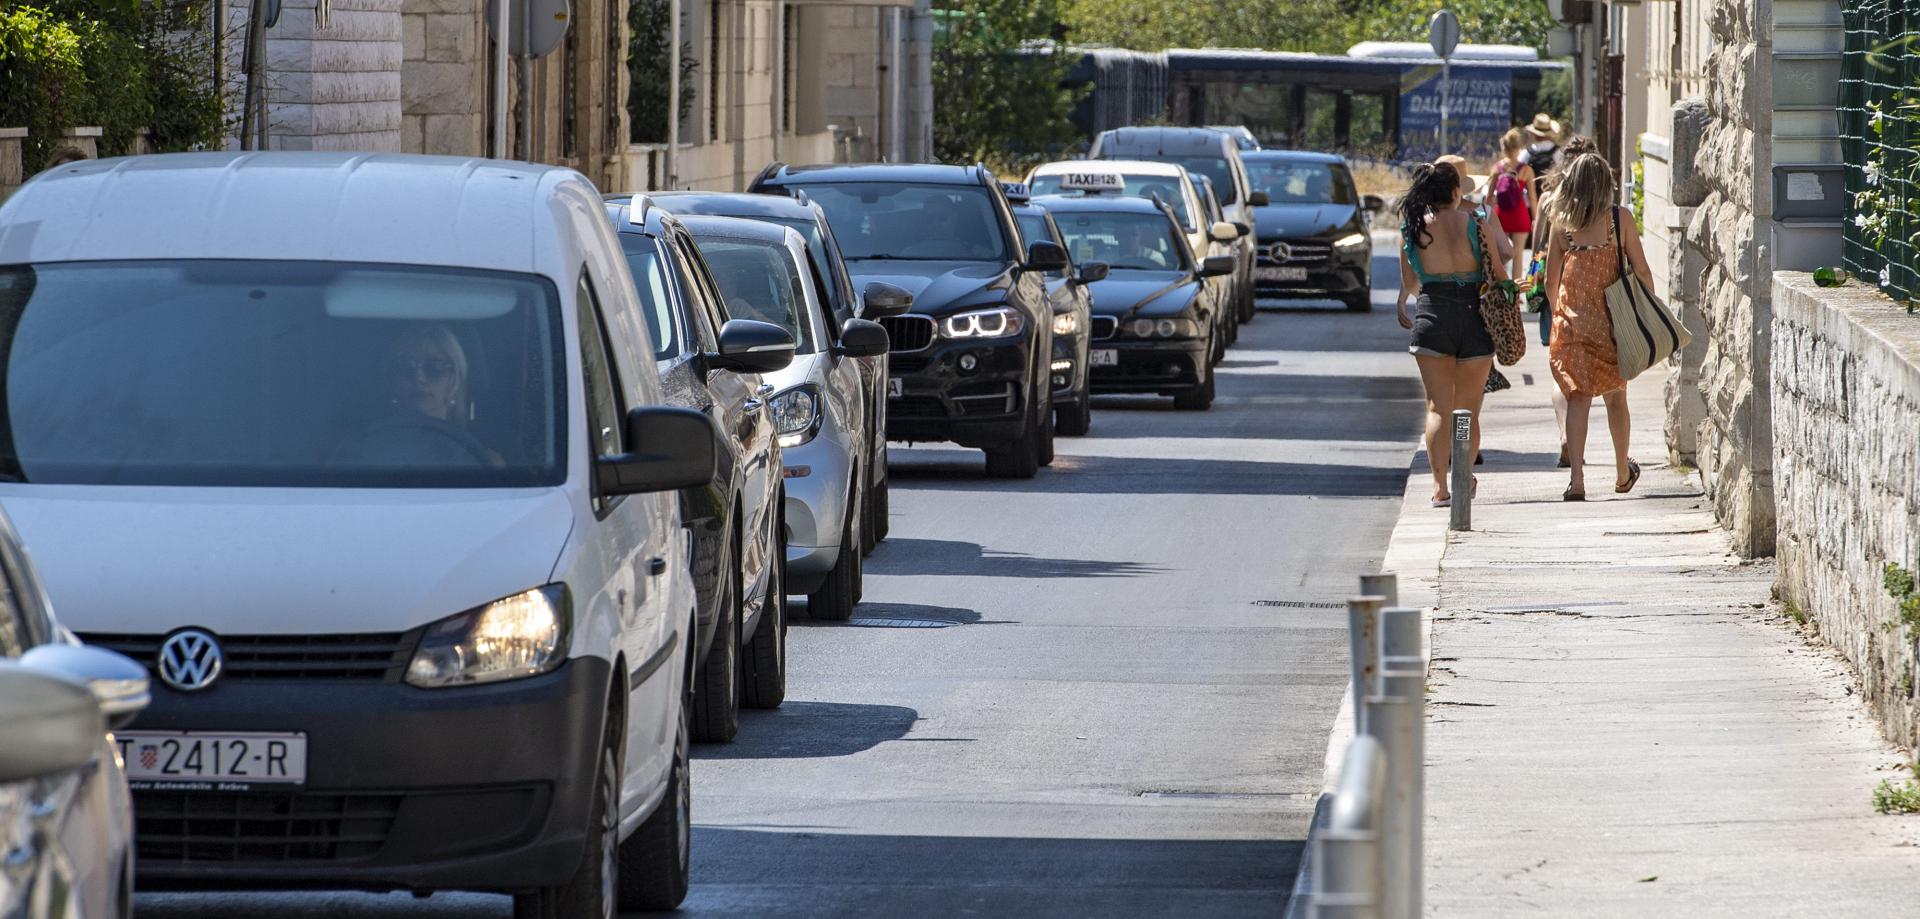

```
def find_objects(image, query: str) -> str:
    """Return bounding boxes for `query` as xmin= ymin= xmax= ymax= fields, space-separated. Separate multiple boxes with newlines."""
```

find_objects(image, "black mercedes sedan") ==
xmin=1242 ymin=150 xmax=1382 ymax=312
xmin=1036 ymin=194 xmax=1235 ymax=411
xmin=751 ymin=163 xmax=1064 ymax=478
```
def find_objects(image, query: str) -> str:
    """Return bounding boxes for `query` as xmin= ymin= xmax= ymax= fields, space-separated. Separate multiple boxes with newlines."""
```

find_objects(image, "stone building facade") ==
xmin=229 ymin=0 xmax=931 ymax=193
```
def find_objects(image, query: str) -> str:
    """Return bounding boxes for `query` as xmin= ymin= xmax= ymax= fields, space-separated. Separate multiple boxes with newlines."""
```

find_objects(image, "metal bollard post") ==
xmin=1360 ymin=572 xmax=1398 ymax=609
xmin=1365 ymin=606 xmax=1426 ymax=919
xmin=1449 ymin=409 xmax=1472 ymax=531
xmin=1346 ymin=596 xmax=1385 ymax=735
xmin=1309 ymin=734 xmax=1388 ymax=919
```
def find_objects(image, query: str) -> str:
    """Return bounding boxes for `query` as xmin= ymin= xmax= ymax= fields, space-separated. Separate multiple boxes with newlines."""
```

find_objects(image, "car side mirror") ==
xmin=861 ymin=282 xmax=913 ymax=318
xmin=596 ymin=406 xmax=721 ymax=496
xmin=1209 ymin=221 xmax=1239 ymax=243
xmin=1076 ymin=261 xmax=1110 ymax=284
xmin=1232 ymin=221 xmax=1252 ymax=238
xmin=709 ymin=319 xmax=796 ymax=374
xmin=1200 ymin=255 xmax=1236 ymax=277
xmin=1025 ymin=240 xmax=1070 ymax=273
xmin=837 ymin=317 xmax=890 ymax=358
xmin=1247 ymin=190 xmax=1271 ymax=207
xmin=20 ymin=644 xmax=149 ymax=731
xmin=0 ymin=665 xmax=104 ymax=783
xmin=1362 ymin=193 xmax=1386 ymax=213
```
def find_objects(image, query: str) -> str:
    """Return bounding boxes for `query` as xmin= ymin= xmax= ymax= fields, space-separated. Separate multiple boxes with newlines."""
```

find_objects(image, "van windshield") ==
xmin=0 ymin=260 xmax=567 ymax=488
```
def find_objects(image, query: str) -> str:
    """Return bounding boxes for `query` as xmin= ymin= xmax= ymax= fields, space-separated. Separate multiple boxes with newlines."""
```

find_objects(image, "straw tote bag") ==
xmin=1476 ymin=214 xmax=1527 ymax=365
xmin=1603 ymin=208 xmax=1690 ymax=380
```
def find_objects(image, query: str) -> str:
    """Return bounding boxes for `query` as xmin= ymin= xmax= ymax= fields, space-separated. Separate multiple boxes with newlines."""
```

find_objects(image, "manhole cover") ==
xmin=1252 ymin=599 xmax=1345 ymax=609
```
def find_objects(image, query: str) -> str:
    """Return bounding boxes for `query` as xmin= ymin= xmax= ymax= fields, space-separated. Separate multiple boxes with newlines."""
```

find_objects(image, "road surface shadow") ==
xmin=790 ymin=601 xmax=1006 ymax=628
xmin=693 ymin=701 xmax=918 ymax=759
xmin=863 ymin=538 xmax=1163 ymax=580
xmin=888 ymin=454 xmax=1406 ymax=497
xmin=682 ymin=828 xmax=1302 ymax=917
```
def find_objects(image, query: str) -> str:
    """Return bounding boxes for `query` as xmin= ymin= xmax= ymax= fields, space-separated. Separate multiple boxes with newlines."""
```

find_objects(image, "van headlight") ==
xmin=1335 ymin=232 xmax=1370 ymax=252
xmin=405 ymin=585 xmax=570 ymax=688
xmin=771 ymin=384 xmax=822 ymax=447
xmin=941 ymin=306 xmax=1024 ymax=339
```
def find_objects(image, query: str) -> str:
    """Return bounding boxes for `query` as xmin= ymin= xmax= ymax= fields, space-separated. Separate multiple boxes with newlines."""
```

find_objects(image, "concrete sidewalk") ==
xmin=1423 ymin=346 xmax=1920 ymax=916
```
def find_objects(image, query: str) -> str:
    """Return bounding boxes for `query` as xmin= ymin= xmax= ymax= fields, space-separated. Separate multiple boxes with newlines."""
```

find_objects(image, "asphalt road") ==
xmin=138 ymin=246 xmax=1422 ymax=918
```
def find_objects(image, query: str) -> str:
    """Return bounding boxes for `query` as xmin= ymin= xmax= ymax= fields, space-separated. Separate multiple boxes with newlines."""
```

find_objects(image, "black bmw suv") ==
xmin=751 ymin=163 xmax=1064 ymax=478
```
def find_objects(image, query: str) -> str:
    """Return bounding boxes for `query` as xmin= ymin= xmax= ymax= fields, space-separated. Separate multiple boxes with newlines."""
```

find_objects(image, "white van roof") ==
xmin=0 ymin=152 xmax=590 ymax=274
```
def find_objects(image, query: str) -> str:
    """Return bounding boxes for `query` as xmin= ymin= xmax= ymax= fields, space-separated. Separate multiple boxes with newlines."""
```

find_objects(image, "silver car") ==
xmin=677 ymin=216 xmax=890 ymax=622
xmin=0 ymin=506 xmax=150 ymax=919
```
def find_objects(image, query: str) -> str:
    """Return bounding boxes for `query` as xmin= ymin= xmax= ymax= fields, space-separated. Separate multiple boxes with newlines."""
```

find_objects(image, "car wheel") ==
xmin=808 ymin=495 xmax=861 ymax=621
xmin=515 ymin=739 xmax=619 ymax=919
xmin=1037 ymin=390 xmax=1056 ymax=467
xmin=691 ymin=533 xmax=741 ymax=743
xmin=1174 ymin=365 xmax=1216 ymax=411
xmin=868 ymin=473 xmax=890 ymax=547
xmin=744 ymin=517 xmax=786 ymax=710
xmin=1238 ymin=281 xmax=1256 ymax=323
xmin=983 ymin=402 xmax=1043 ymax=478
xmin=1055 ymin=398 xmax=1091 ymax=437
xmin=1345 ymin=291 xmax=1373 ymax=313
xmin=859 ymin=468 xmax=879 ymax=557
xmin=617 ymin=688 xmax=690 ymax=911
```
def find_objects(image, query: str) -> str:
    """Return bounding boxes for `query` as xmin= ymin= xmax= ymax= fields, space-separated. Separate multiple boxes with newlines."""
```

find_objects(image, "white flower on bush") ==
xmin=1857 ymin=212 xmax=1870 ymax=228
xmin=1866 ymin=163 xmax=1883 ymax=186
xmin=1881 ymin=267 xmax=1892 ymax=287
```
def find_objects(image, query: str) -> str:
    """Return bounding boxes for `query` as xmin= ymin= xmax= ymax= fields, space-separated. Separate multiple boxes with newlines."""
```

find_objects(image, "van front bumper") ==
xmin=123 ymin=657 xmax=612 ymax=894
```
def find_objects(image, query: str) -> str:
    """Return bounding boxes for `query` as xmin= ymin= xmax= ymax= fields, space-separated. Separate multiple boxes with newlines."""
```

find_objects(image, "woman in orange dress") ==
xmin=1542 ymin=154 xmax=1652 ymax=501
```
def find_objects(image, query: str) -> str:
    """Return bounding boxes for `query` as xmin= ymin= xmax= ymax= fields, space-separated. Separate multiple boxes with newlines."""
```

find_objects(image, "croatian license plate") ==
xmin=1089 ymin=349 xmax=1119 ymax=367
xmin=116 ymin=731 xmax=308 ymax=786
xmin=887 ymin=378 xmax=904 ymax=398
xmin=1257 ymin=266 xmax=1309 ymax=281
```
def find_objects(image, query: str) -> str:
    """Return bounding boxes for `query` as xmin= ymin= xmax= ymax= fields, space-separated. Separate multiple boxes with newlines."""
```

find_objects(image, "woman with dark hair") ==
xmin=1395 ymin=161 xmax=1510 ymax=507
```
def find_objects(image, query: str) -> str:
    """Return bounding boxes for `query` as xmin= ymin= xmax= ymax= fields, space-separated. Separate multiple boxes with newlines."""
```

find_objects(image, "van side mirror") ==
xmin=0 ymin=665 xmax=103 ymax=783
xmin=1232 ymin=221 xmax=1252 ymax=237
xmin=837 ymin=318 xmax=890 ymax=358
xmin=1247 ymin=190 xmax=1271 ymax=207
xmin=1209 ymin=221 xmax=1239 ymax=243
xmin=596 ymin=406 xmax=721 ymax=496
xmin=1362 ymin=193 xmax=1386 ymax=213
xmin=1025 ymin=240 xmax=1071 ymax=273
xmin=709 ymin=319 xmax=796 ymax=373
xmin=1076 ymin=261 xmax=1110 ymax=284
xmin=1200 ymin=255 xmax=1236 ymax=277
xmin=20 ymin=644 xmax=149 ymax=731
xmin=861 ymin=282 xmax=913 ymax=318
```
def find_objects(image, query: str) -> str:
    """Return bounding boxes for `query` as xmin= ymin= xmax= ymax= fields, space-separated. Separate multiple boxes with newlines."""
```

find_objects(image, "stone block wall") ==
xmin=1773 ymin=273 xmax=1920 ymax=748
xmin=245 ymin=0 xmax=405 ymax=151
xmin=400 ymin=0 xmax=484 ymax=157
xmin=1679 ymin=0 xmax=1777 ymax=556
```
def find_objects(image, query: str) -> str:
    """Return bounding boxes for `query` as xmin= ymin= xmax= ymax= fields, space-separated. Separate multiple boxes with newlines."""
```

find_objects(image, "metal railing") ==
xmin=1841 ymin=0 xmax=1920 ymax=302
xmin=1309 ymin=574 xmax=1427 ymax=919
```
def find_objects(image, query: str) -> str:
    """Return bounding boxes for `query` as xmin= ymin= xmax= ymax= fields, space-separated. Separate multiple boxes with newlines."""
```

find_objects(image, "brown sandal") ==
xmin=1563 ymin=486 xmax=1585 ymax=502
xmin=1615 ymin=460 xmax=1642 ymax=494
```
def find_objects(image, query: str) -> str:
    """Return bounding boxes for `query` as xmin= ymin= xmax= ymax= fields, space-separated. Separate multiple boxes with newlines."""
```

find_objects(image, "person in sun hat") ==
xmin=1519 ymin=113 xmax=1563 ymax=176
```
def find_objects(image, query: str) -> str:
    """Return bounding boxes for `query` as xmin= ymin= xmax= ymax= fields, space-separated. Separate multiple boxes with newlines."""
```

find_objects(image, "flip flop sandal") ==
xmin=1431 ymin=495 xmax=1452 ymax=508
xmin=1616 ymin=459 xmax=1642 ymax=494
xmin=1563 ymin=485 xmax=1585 ymax=502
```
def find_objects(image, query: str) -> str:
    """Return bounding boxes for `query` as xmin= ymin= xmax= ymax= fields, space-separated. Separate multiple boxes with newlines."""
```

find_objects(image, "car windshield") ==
xmin=785 ymin=182 xmax=1010 ymax=261
xmin=1133 ymin=155 xmax=1236 ymax=204
xmin=1029 ymin=173 xmax=1198 ymax=230
xmin=1016 ymin=214 xmax=1060 ymax=249
xmin=1247 ymin=160 xmax=1355 ymax=205
xmin=693 ymin=238 xmax=817 ymax=353
xmin=0 ymin=260 xmax=565 ymax=488
xmin=618 ymin=236 xmax=682 ymax=360
xmin=1050 ymin=211 xmax=1185 ymax=272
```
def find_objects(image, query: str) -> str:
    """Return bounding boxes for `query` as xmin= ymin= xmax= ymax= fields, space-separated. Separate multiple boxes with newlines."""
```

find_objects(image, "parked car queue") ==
xmin=0 ymin=126 xmax=1375 ymax=917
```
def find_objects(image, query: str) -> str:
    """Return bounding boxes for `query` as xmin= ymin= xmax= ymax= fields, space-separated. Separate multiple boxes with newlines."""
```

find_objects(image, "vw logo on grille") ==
xmin=1267 ymin=241 xmax=1294 ymax=262
xmin=157 ymin=629 xmax=224 ymax=692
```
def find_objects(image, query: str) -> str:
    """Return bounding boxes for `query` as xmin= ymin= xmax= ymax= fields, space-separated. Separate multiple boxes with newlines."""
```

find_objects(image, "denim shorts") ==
xmin=1409 ymin=281 xmax=1495 ymax=360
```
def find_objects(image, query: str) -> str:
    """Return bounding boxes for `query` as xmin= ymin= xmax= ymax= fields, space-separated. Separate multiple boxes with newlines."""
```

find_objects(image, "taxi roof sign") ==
xmin=999 ymin=181 xmax=1031 ymax=202
xmin=1058 ymin=172 xmax=1126 ymax=193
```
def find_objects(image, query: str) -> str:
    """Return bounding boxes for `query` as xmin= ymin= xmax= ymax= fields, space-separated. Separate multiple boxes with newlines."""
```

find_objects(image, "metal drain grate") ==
xmin=847 ymin=617 xmax=953 ymax=629
xmin=1251 ymin=599 xmax=1346 ymax=609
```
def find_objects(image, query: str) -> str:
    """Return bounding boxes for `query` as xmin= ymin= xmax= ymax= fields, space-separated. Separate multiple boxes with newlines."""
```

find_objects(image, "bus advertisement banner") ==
xmin=1398 ymin=65 xmax=1512 ymax=163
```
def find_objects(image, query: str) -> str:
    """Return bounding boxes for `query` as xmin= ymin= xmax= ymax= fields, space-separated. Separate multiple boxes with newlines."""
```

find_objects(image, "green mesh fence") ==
xmin=1841 ymin=0 xmax=1920 ymax=302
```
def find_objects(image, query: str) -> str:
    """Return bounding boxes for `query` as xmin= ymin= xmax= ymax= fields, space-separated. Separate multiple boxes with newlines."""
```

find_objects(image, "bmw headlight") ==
xmin=405 ymin=585 xmax=570 ymax=688
xmin=1051 ymin=312 xmax=1080 ymax=336
xmin=1127 ymin=317 xmax=1202 ymax=339
xmin=1335 ymin=232 xmax=1370 ymax=252
xmin=771 ymin=385 xmax=822 ymax=448
xmin=941 ymin=306 xmax=1024 ymax=339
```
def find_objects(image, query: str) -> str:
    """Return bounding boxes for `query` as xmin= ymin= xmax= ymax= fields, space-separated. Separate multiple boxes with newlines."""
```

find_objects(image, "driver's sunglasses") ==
xmin=386 ymin=356 xmax=457 ymax=382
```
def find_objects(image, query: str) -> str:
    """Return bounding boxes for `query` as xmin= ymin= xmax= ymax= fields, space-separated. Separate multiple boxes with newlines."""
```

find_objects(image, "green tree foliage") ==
xmin=933 ymin=0 xmax=1087 ymax=172
xmin=627 ymin=0 xmax=699 ymax=143
xmin=1066 ymin=0 xmax=1551 ymax=56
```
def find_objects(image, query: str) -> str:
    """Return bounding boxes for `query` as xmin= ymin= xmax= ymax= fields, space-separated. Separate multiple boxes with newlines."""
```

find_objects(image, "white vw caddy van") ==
xmin=0 ymin=153 xmax=743 ymax=915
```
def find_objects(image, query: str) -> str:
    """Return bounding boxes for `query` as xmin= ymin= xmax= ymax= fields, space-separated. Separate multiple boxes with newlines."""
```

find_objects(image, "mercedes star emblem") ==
xmin=157 ymin=629 xmax=224 ymax=692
